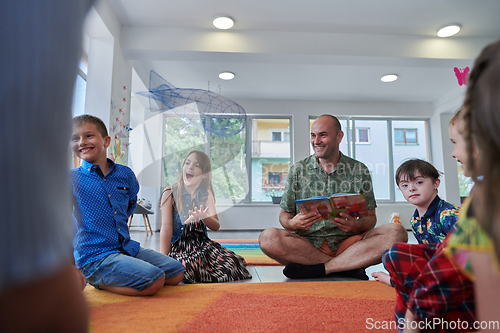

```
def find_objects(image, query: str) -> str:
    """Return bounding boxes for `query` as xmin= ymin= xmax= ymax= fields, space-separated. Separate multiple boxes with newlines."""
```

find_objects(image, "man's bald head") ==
xmin=315 ymin=114 xmax=341 ymax=133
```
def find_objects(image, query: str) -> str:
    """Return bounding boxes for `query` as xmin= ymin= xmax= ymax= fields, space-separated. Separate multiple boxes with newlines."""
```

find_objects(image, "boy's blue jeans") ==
xmin=80 ymin=247 xmax=185 ymax=291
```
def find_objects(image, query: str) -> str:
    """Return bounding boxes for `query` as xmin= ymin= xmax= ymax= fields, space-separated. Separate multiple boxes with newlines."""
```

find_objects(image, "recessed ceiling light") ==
xmin=381 ymin=74 xmax=398 ymax=83
xmin=437 ymin=24 xmax=460 ymax=38
xmin=213 ymin=16 xmax=234 ymax=30
xmin=219 ymin=72 xmax=235 ymax=80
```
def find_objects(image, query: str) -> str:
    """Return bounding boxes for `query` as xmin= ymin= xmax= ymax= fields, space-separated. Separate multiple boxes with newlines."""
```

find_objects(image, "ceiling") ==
xmin=106 ymin=0 xmax=500 ymax=103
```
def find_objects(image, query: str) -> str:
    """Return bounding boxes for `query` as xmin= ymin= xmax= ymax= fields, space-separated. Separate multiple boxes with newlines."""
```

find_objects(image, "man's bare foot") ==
xmin=371 ymin=271 xmax=391 ymax=286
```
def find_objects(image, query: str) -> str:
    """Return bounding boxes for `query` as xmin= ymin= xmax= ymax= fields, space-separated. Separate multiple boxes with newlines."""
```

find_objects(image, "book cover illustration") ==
xmin=295 ymin=193 xmax=368 ymax=218
xmin=295 ymin=196 xmax=332 ymax=218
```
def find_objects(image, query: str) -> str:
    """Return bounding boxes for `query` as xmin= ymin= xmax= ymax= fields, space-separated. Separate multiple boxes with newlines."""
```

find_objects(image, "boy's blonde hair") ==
xmin=73 ymin=115 xmax=108 ymax=138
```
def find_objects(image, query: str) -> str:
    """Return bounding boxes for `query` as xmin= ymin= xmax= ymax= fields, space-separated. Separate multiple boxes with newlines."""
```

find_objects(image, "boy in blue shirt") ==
xmin=70 ymin=115 xmax=185 ymax=296
xmin=372 ymin=158 xmax=460 ymax=285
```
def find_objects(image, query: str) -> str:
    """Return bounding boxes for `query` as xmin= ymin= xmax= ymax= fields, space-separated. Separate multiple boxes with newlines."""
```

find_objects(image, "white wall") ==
xmin=86 ymin=4 xmax=466 ymax=232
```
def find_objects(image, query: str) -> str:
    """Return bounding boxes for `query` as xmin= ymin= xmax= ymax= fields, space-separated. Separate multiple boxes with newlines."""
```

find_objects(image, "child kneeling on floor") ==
xmin=70 ymin=115 xmax=185 ymax=296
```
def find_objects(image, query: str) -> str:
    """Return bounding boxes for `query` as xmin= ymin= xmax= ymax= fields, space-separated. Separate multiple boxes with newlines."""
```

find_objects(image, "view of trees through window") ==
xmin=164 ymin=116 xmax=247 ymax=203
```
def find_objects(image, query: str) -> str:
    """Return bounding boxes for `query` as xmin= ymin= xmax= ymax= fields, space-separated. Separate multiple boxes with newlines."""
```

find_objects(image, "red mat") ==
xmin=86 ymin=281 xmax=397 ymax=332
xmin=180 ymin=292 xmax=396 ymax=333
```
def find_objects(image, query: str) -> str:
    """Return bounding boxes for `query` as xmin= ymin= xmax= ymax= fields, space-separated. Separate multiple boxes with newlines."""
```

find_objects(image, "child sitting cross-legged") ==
xmin=372 ymin=159 xmax=460 ymax=285
xmin=159 ymin=150 xmax=252 ymax=283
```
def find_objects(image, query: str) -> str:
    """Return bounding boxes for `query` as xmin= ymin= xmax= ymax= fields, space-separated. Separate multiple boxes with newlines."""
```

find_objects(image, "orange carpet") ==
xmin=85 ymin=281 xmax=397 ymax=332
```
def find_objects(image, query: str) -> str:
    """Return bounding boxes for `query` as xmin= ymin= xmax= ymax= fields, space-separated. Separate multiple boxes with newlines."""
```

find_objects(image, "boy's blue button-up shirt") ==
xmin=410 ymin=195 xmax=460 ymax=244
xmin=70 ymin=159 xmax=140 ymax=268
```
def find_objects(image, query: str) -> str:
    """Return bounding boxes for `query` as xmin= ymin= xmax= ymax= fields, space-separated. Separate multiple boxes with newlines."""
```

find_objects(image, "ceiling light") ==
xmin=219 ymin=72 xmax=235 ymax=80
xmin=381 ymin=74 xmax=398 ymax=83
xmin=437 ymin=24 xmax=460 ymax=37
xmin=213 ymin=16 xmax=234 ymax=30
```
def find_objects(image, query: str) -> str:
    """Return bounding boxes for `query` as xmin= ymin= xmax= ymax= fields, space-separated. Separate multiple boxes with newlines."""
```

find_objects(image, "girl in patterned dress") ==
xmin=159 ymin=150 xmax=251 ymax=283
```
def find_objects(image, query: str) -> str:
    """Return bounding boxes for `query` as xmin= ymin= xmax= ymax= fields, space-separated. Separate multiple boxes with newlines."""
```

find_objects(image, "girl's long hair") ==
xmin=171 ymin=150 xmax=215 ymax=213
xmin=461 ymin=39 xmax=500 ymax=261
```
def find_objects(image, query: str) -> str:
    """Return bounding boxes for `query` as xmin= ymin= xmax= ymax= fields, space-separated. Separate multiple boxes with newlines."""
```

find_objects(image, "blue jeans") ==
xmin=80 ymin=247 xmax=185 ymax=291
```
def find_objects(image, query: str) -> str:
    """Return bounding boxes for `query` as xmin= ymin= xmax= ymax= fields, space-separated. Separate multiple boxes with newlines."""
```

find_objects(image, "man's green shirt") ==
xmin=280 ymin=153 xmax=377 ymax=250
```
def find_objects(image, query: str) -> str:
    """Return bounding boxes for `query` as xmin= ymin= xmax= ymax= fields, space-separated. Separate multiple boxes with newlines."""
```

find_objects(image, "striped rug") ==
xmin=86 ymin=281 xmax=397 ymax=332
xmin=214 ymin=239 xmax=281 ymax=266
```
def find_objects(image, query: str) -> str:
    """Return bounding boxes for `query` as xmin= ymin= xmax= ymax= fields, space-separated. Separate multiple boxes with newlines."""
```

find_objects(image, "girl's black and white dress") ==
xmin=167 ymin=184 xmax=252 ymax=284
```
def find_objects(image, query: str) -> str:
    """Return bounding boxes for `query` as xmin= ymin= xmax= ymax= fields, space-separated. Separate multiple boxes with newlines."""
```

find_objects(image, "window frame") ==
xmin=394 ymin=128 xmax=419 ymax=145
xmin=269 ymin=128 xmax=290 ymax=142
xmin=355 ymin=127 xmax=370 ymax=144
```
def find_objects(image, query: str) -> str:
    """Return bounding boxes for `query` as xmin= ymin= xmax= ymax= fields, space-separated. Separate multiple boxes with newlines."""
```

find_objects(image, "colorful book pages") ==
xmin=295 ymin=193 xmax=367 ymax=218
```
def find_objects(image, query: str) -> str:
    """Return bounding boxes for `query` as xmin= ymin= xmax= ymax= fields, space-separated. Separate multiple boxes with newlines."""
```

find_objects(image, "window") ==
xmin=392 ymin=121 xmax=429 ymax=202
xmin=163 ymin=115 xmax=291 ymax=203
xmin=163 ymin=115 xmax=247 ymax=203
xmin=310 ymin=117 xmax=430 ymax=202
xmin=72 ymin=57 xmax=88 ymax=117
xmin=71 ymin=57 xmax=88 ymax=168
xmin=394 ymin=128 xmax=418 ymax=145
xmin=355 ymin=128 xmax=370 ymax=144
xmin=457 ymin=162 xmax=473 ymax=201
xmin=252 ymin=118 xmax=291 ymax=202
xmin=271 ymin=129 xmax=290 ymax=142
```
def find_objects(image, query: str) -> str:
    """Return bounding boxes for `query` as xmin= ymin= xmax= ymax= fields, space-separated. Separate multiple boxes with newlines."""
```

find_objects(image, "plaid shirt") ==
xmin=280 ymin=152 xmax=376 ymax=250
xmin=383 ymin=239 xmax=475 ymax=332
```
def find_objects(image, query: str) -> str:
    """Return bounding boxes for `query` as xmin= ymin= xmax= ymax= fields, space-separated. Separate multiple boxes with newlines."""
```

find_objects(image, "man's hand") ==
xmin=285 ymin=211 xmax=322 ymax=231
xmin=332 ymin=211 xmax=376 ymax=234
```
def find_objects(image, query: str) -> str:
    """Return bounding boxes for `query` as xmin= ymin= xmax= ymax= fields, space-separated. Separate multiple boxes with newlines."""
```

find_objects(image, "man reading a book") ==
xmin=259 ymin=115 xmax=408 ymax=279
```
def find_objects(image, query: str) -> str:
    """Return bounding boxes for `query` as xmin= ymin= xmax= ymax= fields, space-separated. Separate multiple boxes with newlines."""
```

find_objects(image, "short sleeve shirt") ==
xmin=410 ymin=195 xmax=460 ymax=244
xmin=280 ymin=153 xmax=377 ymax=250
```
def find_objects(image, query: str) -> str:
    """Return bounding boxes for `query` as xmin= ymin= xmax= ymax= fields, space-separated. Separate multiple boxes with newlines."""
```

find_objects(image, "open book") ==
xmin=295 ymin=193 xmax=368 ymax=219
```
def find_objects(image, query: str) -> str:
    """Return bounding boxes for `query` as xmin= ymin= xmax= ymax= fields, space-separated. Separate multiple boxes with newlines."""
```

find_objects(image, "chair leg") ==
xmin=128 ymin=214 xmax=133 ymax=229
xmin=142 ymin=214 xmax=149 ymax=236
xmin=146 ymin=215 xmax=153 ymax=235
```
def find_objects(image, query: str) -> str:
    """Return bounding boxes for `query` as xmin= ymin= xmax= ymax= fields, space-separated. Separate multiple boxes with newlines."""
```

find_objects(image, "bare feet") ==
xmin=371 ymin=271 xmax=391 ymax=286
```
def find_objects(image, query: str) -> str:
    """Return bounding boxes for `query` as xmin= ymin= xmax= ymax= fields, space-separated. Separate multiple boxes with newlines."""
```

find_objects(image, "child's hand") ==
xmin=184 ymin=205 xmax=209 ymax=224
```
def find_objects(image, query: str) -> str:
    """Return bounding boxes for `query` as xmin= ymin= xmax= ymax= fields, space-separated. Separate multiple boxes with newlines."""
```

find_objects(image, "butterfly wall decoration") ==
xmin=454 ymin=67 xmax=470 ymax=86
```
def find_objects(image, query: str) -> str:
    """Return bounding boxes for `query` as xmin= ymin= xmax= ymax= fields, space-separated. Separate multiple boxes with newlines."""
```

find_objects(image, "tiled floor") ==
xmin=130 ymin=229 xmax=417 ymax=283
